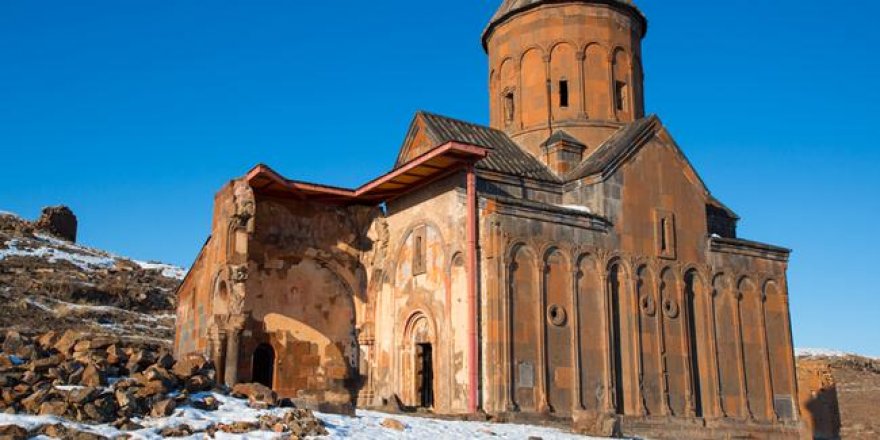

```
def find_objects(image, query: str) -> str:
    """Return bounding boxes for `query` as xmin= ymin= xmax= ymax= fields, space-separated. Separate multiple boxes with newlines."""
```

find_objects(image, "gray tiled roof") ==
xmin=564 ymin=116 xmax=657 ymax=181
xmin=413 ymin=111 xmax=560 ymax=183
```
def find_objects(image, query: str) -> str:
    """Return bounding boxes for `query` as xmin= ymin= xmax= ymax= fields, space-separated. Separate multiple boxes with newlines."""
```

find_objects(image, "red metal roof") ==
xmin=244 ymin=141 xmax=488 ymax=204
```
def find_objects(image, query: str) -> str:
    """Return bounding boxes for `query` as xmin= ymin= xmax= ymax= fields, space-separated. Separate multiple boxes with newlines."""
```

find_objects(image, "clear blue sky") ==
xmin=1 ymin=1 xmax=878 ymax=356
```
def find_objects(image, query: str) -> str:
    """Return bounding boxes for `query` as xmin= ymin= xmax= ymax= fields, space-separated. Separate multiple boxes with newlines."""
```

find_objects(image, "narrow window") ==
xmin=559 ymin=80 xmax=569 ymax=108
xmin=660 ymin=218 xmax=668 ymax=252
xmin=615 ymin=81 xmax=628 ymax=112
xmin=413 ymin=226 xmax=427 ymax=275
xmin=656 ymin=211 xmax=676 ymax=259
xmin=504 ymin=92 xmax=515 ymax=125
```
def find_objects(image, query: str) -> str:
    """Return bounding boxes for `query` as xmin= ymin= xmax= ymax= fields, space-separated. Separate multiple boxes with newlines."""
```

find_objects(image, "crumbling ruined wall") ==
xmin=174 ymin=181 xmax=243 ymax=358
xmin=797 ymin=359 xmax=841 ymax=440
xmin=240 ymin=193 xmax=376 ymax=413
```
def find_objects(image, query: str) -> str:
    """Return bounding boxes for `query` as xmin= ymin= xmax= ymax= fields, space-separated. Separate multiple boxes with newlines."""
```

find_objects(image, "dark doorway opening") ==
xmin=252 ymin=343 xmax=275 ymax=389
xmin=685 ymin=272 xmax=704 ymax=417
xmin=609 ymin=264 xmax=626 ymax=414
xmin=416 ymin=343 xmax=434 ymax=408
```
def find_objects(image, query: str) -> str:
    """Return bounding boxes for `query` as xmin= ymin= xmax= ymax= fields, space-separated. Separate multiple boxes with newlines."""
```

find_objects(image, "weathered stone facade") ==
xmin=175 ymin=1 xmax=804 ymax=438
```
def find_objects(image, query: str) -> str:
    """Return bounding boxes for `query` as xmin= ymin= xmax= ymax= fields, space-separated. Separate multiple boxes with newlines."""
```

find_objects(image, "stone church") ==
xmin=175 ymin=0 xmax=803 ymax=437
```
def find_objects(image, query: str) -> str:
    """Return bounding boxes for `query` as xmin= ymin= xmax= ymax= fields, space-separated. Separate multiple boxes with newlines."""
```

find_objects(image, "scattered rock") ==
xmin=172 ymin=354 xmax=209 ymax=378
xmin=79 ymin=363 xmax=105 ymax=387
xmin=191 ymin=395 xmax=219 ymax=411
xmin=381 ymin=417 xmax=407 ymax=431
xmin=38 ymin=400 xmax=69 ymax=416
xmin=159 ymin=424 xmax=195 ymax=437
xmin=150 ymin=398 xmax=176 ymax=417
xmin=232 ymin=382 xmax=278 ymax=407
xmin=217 ymin=421 xmax=261 ymax=434
xmin=0 ymin=424 xmax=29 ymax=440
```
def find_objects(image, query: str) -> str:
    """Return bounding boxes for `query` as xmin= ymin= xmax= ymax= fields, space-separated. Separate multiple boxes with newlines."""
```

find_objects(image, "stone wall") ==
xmin=368 ymin=172 xmax=472 ymax=414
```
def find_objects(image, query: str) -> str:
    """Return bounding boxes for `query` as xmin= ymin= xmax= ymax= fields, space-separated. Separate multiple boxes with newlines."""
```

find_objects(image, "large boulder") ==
xmin=79 ymin=363 xmax=105 ymax=387
xmin=232 ymin=383 xmax=278 ymax=408
xmin=38 ymin=400 xmax=69 ymax=417
xmin=53 ymin=330 xmax=82 ymax=356
xmin=150 ymin=398 xmax=177 ymax=417
xmin=1 ymin=331 xmax=25 ymax=356
xmin=34 ymin=205 xmax=77 ymax=243
xmin=171 ymin=354 xmax=209 ymax=379
xmin=0 ymin=424 xmax=29 ymax=440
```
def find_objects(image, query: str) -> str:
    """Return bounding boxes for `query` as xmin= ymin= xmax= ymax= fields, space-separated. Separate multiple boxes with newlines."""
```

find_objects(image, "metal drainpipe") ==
xmin=466 ymin=164 xmax=479 ymax=413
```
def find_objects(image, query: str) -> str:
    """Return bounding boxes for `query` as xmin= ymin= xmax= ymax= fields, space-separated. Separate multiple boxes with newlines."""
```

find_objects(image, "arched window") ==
xmin=504 ymin=91 xmax=516 ymax=125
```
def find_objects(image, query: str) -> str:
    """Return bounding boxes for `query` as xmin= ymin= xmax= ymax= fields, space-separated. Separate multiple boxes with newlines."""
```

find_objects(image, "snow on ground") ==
xmin=796 ymin=348 xmax=878 ymax=359
xmin=0 ymin=392 xmax=606 ymax=440
xmin=26 ymin=296 xmax=174 ymax=324
xmin=0 ymin=238 xmax=117 ymax=271
xmin=134 ymin=261 xmax=187 ymax=280
xmin=556 ymin=204 xmax=592 ymax=214
xmin=0 ymin=210 xmax=19 ymax=218
xmin=0 ymin=231 xmax=186 ymax=281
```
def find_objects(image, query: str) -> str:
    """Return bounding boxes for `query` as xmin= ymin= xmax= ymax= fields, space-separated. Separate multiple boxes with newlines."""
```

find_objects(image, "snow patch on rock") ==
xmin=135 ymin=261 xmax=187 ymax=280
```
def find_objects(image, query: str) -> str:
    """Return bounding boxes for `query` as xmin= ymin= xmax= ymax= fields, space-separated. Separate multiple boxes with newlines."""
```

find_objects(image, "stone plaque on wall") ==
xmin=518 ymin=362 xmax=535 ymax=388
xmin=774 ymin=395 xmax=795 ymax=420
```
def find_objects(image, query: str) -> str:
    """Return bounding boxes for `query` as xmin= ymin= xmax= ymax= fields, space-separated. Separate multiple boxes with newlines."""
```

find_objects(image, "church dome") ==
xmin=482 ymin=0 xmax=647 ymax=49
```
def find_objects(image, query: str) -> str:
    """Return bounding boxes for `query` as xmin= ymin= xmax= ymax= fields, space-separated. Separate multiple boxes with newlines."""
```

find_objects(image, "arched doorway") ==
xmin=402 ymin=312 xmax=435 ymax=409
xmin=252 ymin=343 xmax=275 ymax=388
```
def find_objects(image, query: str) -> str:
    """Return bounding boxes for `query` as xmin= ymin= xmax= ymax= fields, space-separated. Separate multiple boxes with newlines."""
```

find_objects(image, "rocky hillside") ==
xmin=797 ymin=349 xmax=880 ymax=440
xmin=0 ymin=209 xmax=184 ymax=343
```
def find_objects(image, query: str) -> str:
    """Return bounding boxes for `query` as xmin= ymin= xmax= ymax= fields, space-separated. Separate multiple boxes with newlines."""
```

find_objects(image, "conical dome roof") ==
xmin=483 ymin=0 xmax=647 ymax=49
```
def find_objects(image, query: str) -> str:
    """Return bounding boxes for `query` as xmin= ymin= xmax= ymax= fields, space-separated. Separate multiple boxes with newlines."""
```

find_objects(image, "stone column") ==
xmin=209 ymin=325 xmax=227 ymax=384
xmin=733 ymin=293 xmax=752 ymax=419
xmin=570 ymin=265 xmax=584 ymax=411
xmin=224 ymin=315 xmax=246 ymax=387
xmin=576 ymin=52 xmax=588 ymax=119
xmin=709 ymin=290 xmax=725 ymax=418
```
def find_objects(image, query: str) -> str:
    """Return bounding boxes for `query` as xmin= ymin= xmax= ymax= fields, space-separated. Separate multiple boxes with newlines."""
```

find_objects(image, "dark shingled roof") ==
xmin=483 ymin=0 xmax=647 ymax=49
xmin=412 ymin=111 xmax=560 ymax=183
xmin=564 ymin=115 xmax=658 ymax=181
xmin=542 ymin=130 xmax=586 ymax=149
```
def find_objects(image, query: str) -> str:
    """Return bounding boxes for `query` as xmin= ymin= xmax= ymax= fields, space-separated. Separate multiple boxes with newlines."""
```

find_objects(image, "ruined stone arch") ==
xmin=211 ymin=269 xmax=230 ymax=317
